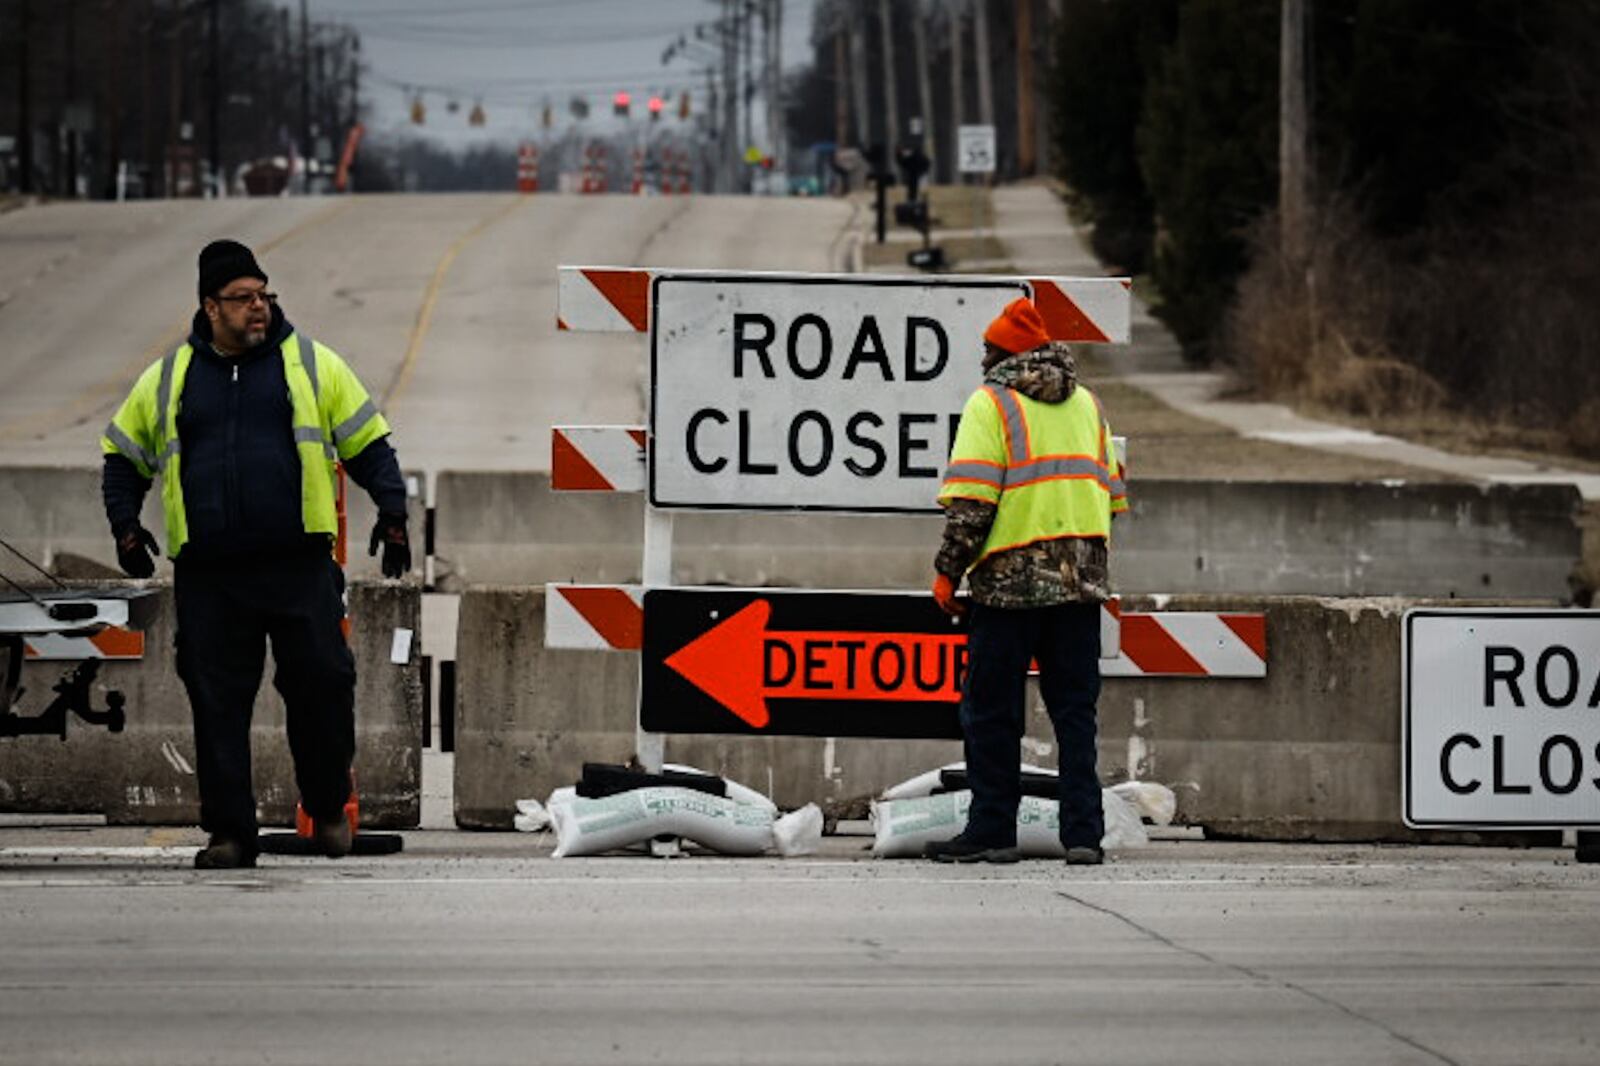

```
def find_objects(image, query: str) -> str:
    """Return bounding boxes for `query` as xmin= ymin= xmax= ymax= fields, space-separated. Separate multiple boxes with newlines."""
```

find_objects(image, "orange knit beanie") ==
xmin=982 ymin=297 xmax=1051 ymax=355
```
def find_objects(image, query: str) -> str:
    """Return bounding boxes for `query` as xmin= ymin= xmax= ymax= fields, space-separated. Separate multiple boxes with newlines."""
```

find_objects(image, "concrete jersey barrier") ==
xmin=434 ymin=472 xmax=1583 ymax=598
xmin=0 ymin=580 xmax=424 ymax=827
xmin=451 ymin=585 xmax=1556 ymax=842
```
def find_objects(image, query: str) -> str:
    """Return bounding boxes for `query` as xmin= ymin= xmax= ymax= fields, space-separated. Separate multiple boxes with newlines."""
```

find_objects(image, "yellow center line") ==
xmin=383 ymin=195 xmax=528 ymax=408
xmin=0 ymin=199 xmax=356 ymax=444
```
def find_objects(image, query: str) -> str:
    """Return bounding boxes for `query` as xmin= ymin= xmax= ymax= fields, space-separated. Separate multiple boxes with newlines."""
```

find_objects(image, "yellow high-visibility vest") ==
xmin=938 ymin=383 xmax=1126 ymax=568
xmin=101 ymin=332 xmax=389 ymax=559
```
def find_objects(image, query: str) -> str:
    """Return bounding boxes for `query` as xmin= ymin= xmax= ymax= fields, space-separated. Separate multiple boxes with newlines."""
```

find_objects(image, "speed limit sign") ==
xmin=958 ymin=125 xmax=996 ymax=174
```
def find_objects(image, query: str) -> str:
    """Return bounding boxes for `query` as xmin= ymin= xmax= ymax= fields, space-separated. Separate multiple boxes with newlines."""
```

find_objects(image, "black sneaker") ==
xmin=1064 ymin=845 xmax=1104 ymax=866
xmin=925 ymin=834 xmax=1022 ymax=864
xmin=194 ymin=836 xmax=258 ymax=870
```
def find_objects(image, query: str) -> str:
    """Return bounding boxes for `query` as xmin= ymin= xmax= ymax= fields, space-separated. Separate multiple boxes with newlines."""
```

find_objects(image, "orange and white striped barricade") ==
xmin=556 ymin=266 xmax=1131 ymax=342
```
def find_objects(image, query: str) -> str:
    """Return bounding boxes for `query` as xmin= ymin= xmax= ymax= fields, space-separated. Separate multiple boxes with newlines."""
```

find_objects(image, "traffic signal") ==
xmin=469 ymin=100 xmax=486 ymax=127
xmin=410 ymin=95 xmax=426 ymax=126
xmin=678 ymin=91 xmax=691 ymax=120
xmin=613 ymin=91 xmax=631 ymax=118
xmin=648 ymin=95 xmax=664 ymax=121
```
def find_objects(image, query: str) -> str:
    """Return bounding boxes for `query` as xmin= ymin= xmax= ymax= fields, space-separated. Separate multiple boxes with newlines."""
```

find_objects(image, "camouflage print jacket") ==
xmin=933 ymin=343 xmax=1114 ymax=608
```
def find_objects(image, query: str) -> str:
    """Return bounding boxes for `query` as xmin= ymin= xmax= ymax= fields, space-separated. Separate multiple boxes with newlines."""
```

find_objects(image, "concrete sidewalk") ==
xmin=981 ymin=183 xmax=1600 ymax=501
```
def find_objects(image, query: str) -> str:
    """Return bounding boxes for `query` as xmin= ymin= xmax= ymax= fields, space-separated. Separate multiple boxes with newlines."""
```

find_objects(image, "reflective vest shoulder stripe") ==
xmin=982 ymin=385 xmax=1030 ymax=464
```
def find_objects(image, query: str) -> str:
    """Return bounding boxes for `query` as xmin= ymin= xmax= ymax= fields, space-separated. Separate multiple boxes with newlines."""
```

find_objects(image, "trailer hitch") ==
xmin=1 ymin=637 xmax=127 ymax=740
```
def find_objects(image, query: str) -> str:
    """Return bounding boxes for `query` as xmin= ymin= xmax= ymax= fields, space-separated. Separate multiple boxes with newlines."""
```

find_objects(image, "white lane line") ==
xmin=0 ymin=846 xmax=196 ymax=859
xmin=0 ymin=875 xmax=1255 ymax=890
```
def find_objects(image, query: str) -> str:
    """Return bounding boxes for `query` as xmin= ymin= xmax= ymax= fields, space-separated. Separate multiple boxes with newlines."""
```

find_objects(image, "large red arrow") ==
xmin=662 ymin=600 xmax=968 ymax=729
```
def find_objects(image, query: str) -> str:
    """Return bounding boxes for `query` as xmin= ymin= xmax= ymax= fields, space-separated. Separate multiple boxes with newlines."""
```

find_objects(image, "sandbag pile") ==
xmin=870 ymin=762 xmax=1177 ymax=859
xmin=517 ymin=762 xmax=822 ymax=859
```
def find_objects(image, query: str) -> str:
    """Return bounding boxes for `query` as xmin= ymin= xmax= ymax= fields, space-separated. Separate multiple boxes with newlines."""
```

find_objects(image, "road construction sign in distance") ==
xmin=642 ymin=588 xmax=968 ymax=738
xmin=957 ymin=125 xmax=996 ymax=174
xmin=1404 ymin=610 xmax=1600 ymax=828
xmin=649 ymin=273 xmax=1027 ymax=512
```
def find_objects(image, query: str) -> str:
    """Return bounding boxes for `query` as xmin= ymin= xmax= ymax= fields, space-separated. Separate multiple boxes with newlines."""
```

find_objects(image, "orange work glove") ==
xmin=932 ymin=573 xmax=965 ymax=616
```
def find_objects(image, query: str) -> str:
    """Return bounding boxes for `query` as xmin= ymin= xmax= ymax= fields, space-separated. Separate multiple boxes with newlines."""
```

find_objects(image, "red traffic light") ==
xmin=648 ymin=95 xmax=664 ymax=113
xmin=613 ymin=91 xmax=631 ymax=117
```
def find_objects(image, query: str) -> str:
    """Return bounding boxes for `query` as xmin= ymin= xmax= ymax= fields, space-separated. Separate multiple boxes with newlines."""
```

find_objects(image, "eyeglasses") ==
xmin=215 ymin=291 xmax=278 ymax=307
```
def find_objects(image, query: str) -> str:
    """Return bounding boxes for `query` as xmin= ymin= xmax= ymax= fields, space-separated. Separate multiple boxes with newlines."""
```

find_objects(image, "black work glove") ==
xmin=114 ymin=524 xmax=160 ymax=579
xmin=368 ymin=512 xmax=411 ymax=579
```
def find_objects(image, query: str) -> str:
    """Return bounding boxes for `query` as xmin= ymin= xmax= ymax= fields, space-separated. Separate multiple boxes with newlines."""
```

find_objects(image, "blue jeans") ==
xmin=959 ymin=601 xmax=1104 ymax=849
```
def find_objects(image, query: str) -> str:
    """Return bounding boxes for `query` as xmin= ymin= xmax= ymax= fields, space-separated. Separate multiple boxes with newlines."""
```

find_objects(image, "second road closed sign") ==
xmin=649 ymin=273 xmax=1028 ymax=512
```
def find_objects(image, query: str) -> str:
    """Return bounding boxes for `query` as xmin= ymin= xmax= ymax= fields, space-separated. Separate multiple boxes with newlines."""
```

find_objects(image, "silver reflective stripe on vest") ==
xmin=299 ymin=334 xmax=318 ymax=400
xmin=985 ymin=386 xmax=1029 ymax=463
xmin=293 ymin=425 xmax=336 ymax=459
xmin=155 ymin=346 xmax=179 ymax=438
xmin=331 ymin=398 xmax=378 ymax=446
xmin=104 ymin=421 xmax=157 ymax=472
xmin=1005 ymin=456 xmax=1112 ymax=491
xmin=942 ymin=460 xmax=1003 ymax=487
xmin=160 ymin=437 xmax=181 ymax=470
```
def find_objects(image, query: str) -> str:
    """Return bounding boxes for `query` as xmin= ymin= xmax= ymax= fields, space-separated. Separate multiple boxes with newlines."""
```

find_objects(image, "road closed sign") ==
xmin=1404 ymin=609 xmax=1600 ymax=828
xmin=649 ymin=273 xmax=1027 ymax=511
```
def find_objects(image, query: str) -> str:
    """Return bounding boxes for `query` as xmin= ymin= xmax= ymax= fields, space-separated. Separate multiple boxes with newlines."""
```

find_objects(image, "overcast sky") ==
xmin=306 ymin=0 xmax=819 ymax=148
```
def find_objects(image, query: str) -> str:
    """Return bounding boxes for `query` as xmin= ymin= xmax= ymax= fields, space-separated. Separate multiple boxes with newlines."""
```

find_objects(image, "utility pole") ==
xmin=349 ymin=32 xmax=362 ymax=132
xmin=65 ymin=0 xmax=79 ymax=197
xmin=973 ymin=0 xmax=995 ymax=133
xmin=142 ymin=0 xmax=157 ymax=197
xmin=878 ymin=0 xmax=899 ymax=150
xmin=722 ymin=0 xmax=738 ymax=191
xmin=102 ymin=0 xmax=125 ymax=199
xmin=300 ymin=0 xmax=311 ymax=167
xmin=833 ymin=24 xmax=850 ymax=150
xmin=768 ymin=0 xmax=782 ymax=169
xmin=1015 ymin=0 xmax=1035 ymax=175
xmin=1279 ymin=0 xmax=1309 ymax=263
xmin=207 ymin=0 xmax=220 ymax=196
xmin=948 ymin=0 xmax=964 ymax=184
xmin=911 ymin=1 xmax=935 ymax=171
xmin=849 ymin=12 xmax=871 ymax=149
xmin=741 ymin=0 xmax=754 ymax=156
xmin=17 ymin=0 xmax=32 ymax=194
xmin=169 ymin=0 xmax=185 ymax=197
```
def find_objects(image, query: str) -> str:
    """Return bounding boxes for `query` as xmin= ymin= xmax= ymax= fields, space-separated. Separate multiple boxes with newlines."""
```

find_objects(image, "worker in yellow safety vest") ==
xmin=101 ymin=239 xmax=411 ymax=870
xmin=927 ymin=296 xmax=1127 ymax=865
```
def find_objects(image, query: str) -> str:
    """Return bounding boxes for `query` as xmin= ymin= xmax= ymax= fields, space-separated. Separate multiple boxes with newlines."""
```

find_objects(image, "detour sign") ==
xmin=642 ymin=589 xmax=969 ymax=738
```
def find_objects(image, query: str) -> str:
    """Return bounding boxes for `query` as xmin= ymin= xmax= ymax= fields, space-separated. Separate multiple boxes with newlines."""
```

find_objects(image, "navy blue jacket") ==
xmin=103 ymin=306 xmax=407 ymax=563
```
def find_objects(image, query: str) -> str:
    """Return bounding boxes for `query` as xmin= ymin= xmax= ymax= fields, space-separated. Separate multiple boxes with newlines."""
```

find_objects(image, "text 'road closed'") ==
xmin=651 ymin=274 xmax=1028 ymax=512
xmin=1405 ymin=611 xmax=1600 ymax=827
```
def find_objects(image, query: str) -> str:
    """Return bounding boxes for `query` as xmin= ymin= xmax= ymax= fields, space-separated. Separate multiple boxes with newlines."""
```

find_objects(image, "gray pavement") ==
xmin=0 ymin=836 xmax=1596 ymax=1065
xmin=0 ymin=192 xmax=855 ymax=472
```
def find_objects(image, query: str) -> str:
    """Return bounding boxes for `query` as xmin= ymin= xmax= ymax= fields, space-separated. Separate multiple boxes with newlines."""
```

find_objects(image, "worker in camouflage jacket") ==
xmin=928 ymin=297 xmax=1127 ymax=866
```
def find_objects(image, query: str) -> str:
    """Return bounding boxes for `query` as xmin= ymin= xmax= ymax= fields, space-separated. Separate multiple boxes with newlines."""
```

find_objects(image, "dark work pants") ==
xmin=959 ymin=601 xmax=1104 ymax=849
xmin=174 ymin=552 xmax=356 ymax=842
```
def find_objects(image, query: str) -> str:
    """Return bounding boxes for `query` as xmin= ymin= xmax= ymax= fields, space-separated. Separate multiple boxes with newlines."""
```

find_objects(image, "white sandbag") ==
xmin=662 ymin=762 xmax=778 ymax=814
xmin=513 ymin=798 xmax=551 ymax=833
xmin=1109 ymin=781 xmax=1177 ymax=826
xmin=1100 ymin=788 xmax=1149 ymax=849
xmin=771 ymin=803 xmax=824 ymax=857
xmin=871 ymin=789 xmax=1148 ymax=858
xmin=546 ymin=786 xmax=578 ymax=810
xmin=550 ymin=786 xmax=775 ymax=858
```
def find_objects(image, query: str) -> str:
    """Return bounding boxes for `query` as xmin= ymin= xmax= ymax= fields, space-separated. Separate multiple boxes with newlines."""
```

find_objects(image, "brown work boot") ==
xmin=314 ymin=816 xmax=353 ymax=858
xmin=194 ymin=835 xmax=257 ymax=870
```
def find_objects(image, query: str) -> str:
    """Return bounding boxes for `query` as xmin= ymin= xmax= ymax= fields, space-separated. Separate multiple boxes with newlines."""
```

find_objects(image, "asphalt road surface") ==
xmin=1 ymin=840 xmax=1596 ymax=1066
xmin=0 ymin=193 xmax=856 ymax=472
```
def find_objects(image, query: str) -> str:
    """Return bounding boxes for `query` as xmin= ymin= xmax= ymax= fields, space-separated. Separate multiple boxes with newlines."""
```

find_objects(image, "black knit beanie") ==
xmin=197 ymin=239 xmax=268 ymax=304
